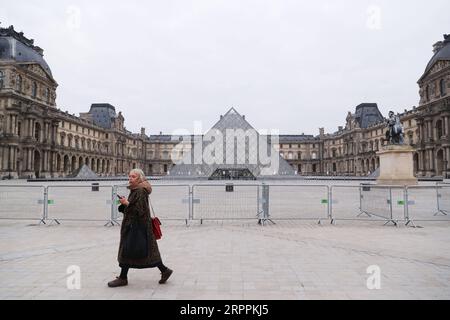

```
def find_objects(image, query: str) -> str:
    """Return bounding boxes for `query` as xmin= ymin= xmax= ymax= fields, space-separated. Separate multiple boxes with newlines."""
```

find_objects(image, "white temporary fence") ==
xmin=0 ymin=185 xmax=45 ymax=223
xmin=405 ymin=185 xmax=450 ymax=225
xmin=46 ymin=185 xmax=114 ymax=225
xmin=266 ymin=185 xmax=329 ymax=223
xmin=329 ymin=185 xmax=406 ymax=225
xmin=192 ymin=184 xmax=260 ymax=222
xmin=1 ymin=182 xmax=449 ymax=228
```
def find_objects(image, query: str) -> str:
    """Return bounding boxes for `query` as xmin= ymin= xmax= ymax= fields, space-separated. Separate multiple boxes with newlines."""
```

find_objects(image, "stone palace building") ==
xmin=0 ymin=25 xmax=449 ymax=179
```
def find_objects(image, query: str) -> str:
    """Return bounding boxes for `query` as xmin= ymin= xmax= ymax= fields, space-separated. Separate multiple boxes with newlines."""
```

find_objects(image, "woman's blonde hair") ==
xmin=129 ymin=168 xmax=146 ymax=182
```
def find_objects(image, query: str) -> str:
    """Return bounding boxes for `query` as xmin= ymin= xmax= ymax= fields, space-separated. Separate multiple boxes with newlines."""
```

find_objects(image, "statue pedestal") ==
xmin=376 ymin=145 xmax=418 ymax=185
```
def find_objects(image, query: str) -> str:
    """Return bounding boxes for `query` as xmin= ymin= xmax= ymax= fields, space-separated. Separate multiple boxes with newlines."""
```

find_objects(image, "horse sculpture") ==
xmin=385 ymin=111 xmax=404 ymax=145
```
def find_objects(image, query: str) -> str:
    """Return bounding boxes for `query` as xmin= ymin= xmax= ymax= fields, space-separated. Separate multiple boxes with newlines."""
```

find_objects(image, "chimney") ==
xmin=141 ymin=127 xmax=145 ymax=136
xmin=243 ymin=115 xmax=245 ymax=120
xmin=319 ymin=127 xmax=324 ymax=137
xmin=338 ymin=126 xmax=343 ymax=131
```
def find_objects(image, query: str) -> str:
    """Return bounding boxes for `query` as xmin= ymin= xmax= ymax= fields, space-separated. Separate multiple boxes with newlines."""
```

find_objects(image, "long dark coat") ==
xmin=117 ymin=181 xmax=162 ymax=269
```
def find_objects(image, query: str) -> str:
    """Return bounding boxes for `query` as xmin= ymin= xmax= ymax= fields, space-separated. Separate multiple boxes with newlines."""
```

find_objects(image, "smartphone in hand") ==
xmin=117 ymin=194 xmax=123 ymax=199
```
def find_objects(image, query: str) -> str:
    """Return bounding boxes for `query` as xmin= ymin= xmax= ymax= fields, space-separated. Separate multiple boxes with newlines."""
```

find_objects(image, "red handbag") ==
xmin=150 ymin=199 xmax=162 ymax=240
xmin=151 ymin=217 xmax=162 ymax=240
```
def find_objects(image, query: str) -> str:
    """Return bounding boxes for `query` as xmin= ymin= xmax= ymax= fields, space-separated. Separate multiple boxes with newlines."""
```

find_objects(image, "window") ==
xmin=0 ymin=71 xmax=4 ymax=89
xmin=34 ymin=123 xmax=41 ymax=141
xmin=440 ymin=79 xmax=446 ymax=97
xmin=17 ymin=122 xmax=21 ymax=137
xmin=436 ymin=120 xmax=443 ymax=139
xmin=426 ymin=85 xmax=430 ymax=101
xmin=32 ymin=82 xmax=37 ymax=98
xmin=16 ymin=75 xmax=22 ymax=92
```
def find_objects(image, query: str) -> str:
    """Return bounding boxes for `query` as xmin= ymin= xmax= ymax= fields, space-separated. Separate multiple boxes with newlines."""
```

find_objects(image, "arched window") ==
xmin=16 ymin=75 xmax=22 ymax=92
xmin=440 ymin=79 xmax=446 ymax=97
xmin=32 ymin=82 xmax=37 ymax=98
xmin=0 ymin=71 xmax=4 ymax=89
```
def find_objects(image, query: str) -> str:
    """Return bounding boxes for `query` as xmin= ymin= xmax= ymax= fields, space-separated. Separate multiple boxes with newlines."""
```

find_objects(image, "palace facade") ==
xmin=0 ymin=25 xmax=449 ymax=179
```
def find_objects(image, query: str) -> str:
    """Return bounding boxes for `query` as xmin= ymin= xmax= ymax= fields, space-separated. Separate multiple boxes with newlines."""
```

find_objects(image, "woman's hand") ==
xmin=119 ymin=196 xmax=129 ymax=206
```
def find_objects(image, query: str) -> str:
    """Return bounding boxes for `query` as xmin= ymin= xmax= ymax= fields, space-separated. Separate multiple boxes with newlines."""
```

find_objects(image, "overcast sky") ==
xmin=1 ymin=1 xmax=449 ymax=135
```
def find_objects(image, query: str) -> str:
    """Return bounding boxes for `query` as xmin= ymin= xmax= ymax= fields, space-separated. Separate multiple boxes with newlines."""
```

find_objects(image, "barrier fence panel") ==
xmin=405 ymin=185 xmax=450 ymax=223
xmin=113 ymin=185 xmax=190 ymax=223
xmin=46 ymin=185 xmax=113 ymax=224
xmin=437 ymin=184 xmax=450 ymax=214
xmin=0 ymin=185 xmax=45 ymax=222
xmin=267 ymin=185 xmax=329 ymax=223
xmin=330 ymin=185 xmax=400 ymax=225
xmin=360 ymin=185 xmax=405 ymax=225
xmin=192 ymin=184 xmax=259 ymax=222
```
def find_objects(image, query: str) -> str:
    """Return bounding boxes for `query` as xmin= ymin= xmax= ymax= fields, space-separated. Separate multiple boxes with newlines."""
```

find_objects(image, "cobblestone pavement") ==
xmin=1 ymin=219 xmax=450 ymax=300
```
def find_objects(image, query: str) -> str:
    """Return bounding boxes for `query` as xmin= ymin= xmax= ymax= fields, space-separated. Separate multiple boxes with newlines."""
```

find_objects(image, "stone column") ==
xmin=13 ymin=115 xmax=17 ymax=135
xmin=428 ymin=120 xmax=433 ymax=141
xmin=3 ymin=147 xmax=8 ymax=170
xmin=418 ymin=123 xmax=424 ymax=143
xmin=43 ymin=123 xmax=48 ymax=142
xmin=43 ymin=151 xmax=47 ymax=171
xmin=444 ymin=116 xmax=449 ymax=137
xmin=430 ymin=149 xmax=435 ymax=171
xmin=11 ymin=147 xmax=15 ymax=170
xmin=28 ymin=149 xmax=33 ymax=171
xmin=27 ymin=119 xmax=30 ymax=137
xmin=5 ymin=114 xmax=10 ymax=134
xmin=52 ymin=124 xmax=58 ymax=144
xmin=446 ymin=147 xmax=450 ymax=172
xmin=8 ymin=146 xmax=13 ymax=170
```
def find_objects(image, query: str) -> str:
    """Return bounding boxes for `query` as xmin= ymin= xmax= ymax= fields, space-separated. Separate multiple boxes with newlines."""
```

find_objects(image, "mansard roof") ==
xmin=0 ymin=25 xmax=52 ymax=77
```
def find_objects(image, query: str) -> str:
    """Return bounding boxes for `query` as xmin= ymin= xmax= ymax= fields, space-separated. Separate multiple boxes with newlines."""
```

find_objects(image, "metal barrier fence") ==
xmin=113 ymin=184 xmax=190 ymax=224
xmin=0 ymin=183 xmax=449 ymax=227
xmin=329 ymin=185 xmax=406 ymax=225
xmin=46 ymin=185 xmax=114 ymax=225
xmin=192 ymin=184 xmax=260 ymax=222
xmin=0 ymin=185 xmax=46 ymax=223
xmin=405 ymin=185 xmax=450 ymax=225
xmin=266 ymin=185 xmax=329 ymax=224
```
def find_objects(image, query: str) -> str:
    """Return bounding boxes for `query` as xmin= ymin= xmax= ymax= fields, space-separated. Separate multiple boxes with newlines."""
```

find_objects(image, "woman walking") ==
xmin=108 ymin=168 xmax=173 ymax=287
